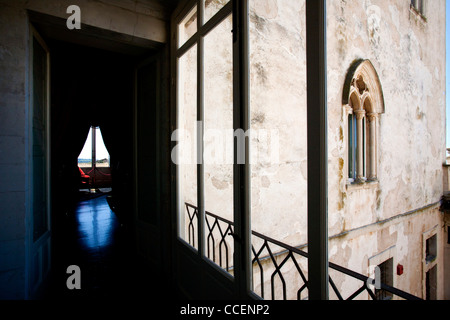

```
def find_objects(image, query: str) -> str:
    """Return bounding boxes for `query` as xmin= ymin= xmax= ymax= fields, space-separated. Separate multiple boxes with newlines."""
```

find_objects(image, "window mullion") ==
xmin=306 ymin=0 xmax=329 ymax=300
xmin=367 ymin=113 xmax=378 ymax=181
xmin=232 ymin=0 xmax=251 ymax=298
xmin=197 ymin=0 xmax=205 ymax=258
xmin=91 ymin=127 xmax=96 ymax=171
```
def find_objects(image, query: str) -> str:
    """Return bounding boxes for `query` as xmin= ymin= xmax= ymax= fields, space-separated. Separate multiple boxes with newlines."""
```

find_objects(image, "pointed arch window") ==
xmin=343 ymin=60 xmax=385 ymax=184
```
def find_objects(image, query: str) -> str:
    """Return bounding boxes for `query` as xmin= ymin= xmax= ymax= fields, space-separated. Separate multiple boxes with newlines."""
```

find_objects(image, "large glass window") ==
xmin=204 ymin=0 xmax=230 ymax=24
xmin=78 ymin=126 xmax=110 ymax=168
xmin=204 ymin=13 xmax=234 ymax=271
xmin=249 ymin=0 xmax=308 ymax=299
xmin=175 ymin=1 xmax=234 ymax=275
xmin=174 ymin=0 xmax=329 ymax=299
xmin=177 ymin=44 xmax=199 ymax=249
xmin=178 ymin=5 xmax=198 ymax=48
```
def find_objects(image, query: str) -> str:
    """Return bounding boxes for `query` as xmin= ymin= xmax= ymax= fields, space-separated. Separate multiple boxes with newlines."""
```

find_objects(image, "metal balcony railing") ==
xmin=184 ymin=203 xmax=422 ymax=300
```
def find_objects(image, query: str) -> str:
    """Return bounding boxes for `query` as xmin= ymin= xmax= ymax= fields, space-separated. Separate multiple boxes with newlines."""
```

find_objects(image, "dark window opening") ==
xmin=447 ymin=226 xmax=449 ymax=245
xmin=426 ymin=234 xmax=437 ymax=263
xmin=426 ymin=265 xmax=437 ymax=300
xmin=375 ymin=258 xmax=394 ymax=300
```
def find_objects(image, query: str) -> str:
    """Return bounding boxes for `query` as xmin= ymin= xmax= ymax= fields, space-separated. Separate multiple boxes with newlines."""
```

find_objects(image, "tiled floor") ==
xmin=47 ymin=194 xmax=156 ymax=300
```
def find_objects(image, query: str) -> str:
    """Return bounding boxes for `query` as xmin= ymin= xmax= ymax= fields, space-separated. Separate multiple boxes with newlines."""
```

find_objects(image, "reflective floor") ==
xmin=47 ymin=194 xmax=156 ymax=300
xmin=76 ymin=195 xmax=119 ymax=253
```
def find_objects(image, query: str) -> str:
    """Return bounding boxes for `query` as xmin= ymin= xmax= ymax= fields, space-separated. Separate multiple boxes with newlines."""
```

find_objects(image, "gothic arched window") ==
xmin=343 ymin=60 xmax=385 ymax=184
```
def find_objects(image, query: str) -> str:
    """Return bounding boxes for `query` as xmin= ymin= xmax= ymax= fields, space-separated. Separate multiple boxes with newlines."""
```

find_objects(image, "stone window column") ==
xmin=367 ymin=113 xmax=378 ymax=181
xmin=355 ymin=109 xmax=366 ymax=182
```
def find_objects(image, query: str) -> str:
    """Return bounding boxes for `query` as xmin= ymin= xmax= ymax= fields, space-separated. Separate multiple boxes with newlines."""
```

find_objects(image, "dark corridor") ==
xmin=42 ymin=37 xmax=170 ymax=300
xmin=49 ymin=39 xmax=136 ymax=221
xmin=47 ymin=192 xmax=174 ymax=300
xmin=48 ymin=194 xmax=144 ymax=299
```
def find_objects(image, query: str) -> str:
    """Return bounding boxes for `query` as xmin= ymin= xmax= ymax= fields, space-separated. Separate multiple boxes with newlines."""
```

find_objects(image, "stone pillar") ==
xmin=367 ymin=113 xmax=378 ymax=181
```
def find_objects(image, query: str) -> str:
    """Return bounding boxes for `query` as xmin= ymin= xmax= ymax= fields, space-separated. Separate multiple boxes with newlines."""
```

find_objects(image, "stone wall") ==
xmin=0 ymin=1 xmax=30 ymax=299
xmin=326 ymin=0 xmax=446 ymax=299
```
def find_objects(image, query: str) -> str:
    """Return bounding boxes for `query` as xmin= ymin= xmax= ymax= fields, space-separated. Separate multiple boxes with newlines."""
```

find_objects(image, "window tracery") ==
xmin=343 ymin=60 xmax=384 ymax=184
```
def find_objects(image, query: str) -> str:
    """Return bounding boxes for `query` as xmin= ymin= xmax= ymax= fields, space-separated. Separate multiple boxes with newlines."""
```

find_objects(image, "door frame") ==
xmin=133 ymin=51 xmax=163 ymax=266
xmin=25 ymin=24 xmax=52 ymax=299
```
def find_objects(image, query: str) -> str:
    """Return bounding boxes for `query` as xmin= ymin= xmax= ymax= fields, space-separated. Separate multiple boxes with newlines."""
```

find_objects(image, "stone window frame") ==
xmin=342 ymin=60 xmax=385 ymax=186
xmin=368 ymin=245 xmax=397 ymax=300
xmin=410 ymin=0 xmax=427 ymax=20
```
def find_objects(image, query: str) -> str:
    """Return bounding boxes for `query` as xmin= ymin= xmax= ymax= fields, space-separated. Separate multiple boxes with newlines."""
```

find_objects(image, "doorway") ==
xmin=28 ymin=12 xmax=172 ymax=298
xmin=48 ymin=39 xmax=137 ymax=298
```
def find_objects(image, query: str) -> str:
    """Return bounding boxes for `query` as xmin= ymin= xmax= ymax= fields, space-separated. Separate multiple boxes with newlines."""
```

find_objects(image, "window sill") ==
xmin=346 ymin=179 xmax=378 ymax=191
xmin=425 ymin=255 xmax=437 ymax=265
xmin=409 ymin=5 xmax=427 ymax=24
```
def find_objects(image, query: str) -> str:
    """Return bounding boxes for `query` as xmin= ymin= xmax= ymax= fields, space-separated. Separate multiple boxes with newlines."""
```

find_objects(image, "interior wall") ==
xmin=0 ymin=2 xmax=29 ymax=299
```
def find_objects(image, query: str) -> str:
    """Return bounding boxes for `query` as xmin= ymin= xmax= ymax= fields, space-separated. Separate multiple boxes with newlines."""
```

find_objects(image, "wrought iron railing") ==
xmin=184 ymin=203 xmax=422 ymax=300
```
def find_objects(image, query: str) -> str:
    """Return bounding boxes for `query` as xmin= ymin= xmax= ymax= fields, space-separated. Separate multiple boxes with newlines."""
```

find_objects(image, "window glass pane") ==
xmin=178 ymin=5 xmax=198 ymax=48
xmin=204 ymin=14 xmax=234 ymax=274
xmin=77 ymin=128 xmax=110 ymax=168
xmin=362 ymin=117 xmax=366 ymax=178
xmin=95 ymin=128 xmax=110 ymax=167
xmin=249 ymin=0 xmax=307 ymax=299
xmin=77 ymin=127 xmax=111 ymax=191
xmin=204 ymin=0 xmax=230 ymax=24
xmin=348 ymin=114 xmax=353 ymax=179
xmin=177 ymin=45 xmax=198 ymax=249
